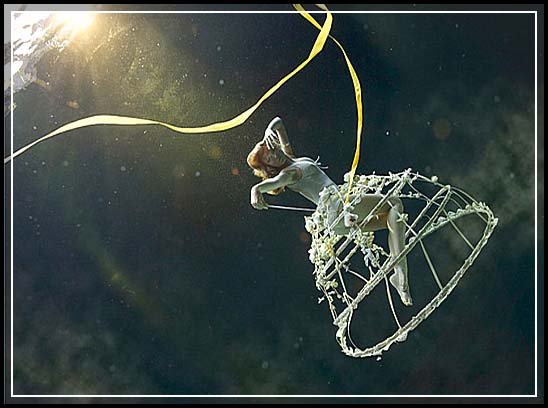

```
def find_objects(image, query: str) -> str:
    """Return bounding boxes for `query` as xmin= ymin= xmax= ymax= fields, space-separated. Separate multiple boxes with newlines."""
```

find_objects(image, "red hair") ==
xmin=247 ymin=143 xmax=287 ymax=195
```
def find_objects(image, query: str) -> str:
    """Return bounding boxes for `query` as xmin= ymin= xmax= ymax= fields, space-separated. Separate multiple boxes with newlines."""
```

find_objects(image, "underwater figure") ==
xmin=247 ymin=117 xmax=412 ymax=306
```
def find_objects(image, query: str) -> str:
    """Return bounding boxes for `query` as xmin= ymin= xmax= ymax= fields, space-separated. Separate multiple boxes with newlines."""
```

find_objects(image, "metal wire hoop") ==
xmin=305 ymin=169 xmax=498 ymax=358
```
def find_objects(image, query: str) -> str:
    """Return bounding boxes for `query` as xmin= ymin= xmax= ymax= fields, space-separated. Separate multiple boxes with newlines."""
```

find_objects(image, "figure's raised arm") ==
xmin=263 ymin=117 xmax=295 ymax=158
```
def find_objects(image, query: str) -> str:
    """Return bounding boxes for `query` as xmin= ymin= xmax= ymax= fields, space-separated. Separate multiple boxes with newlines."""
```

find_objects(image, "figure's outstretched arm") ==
xmin=250 ymin=167 xmax=302 ymax=210
xmin=264 ymin=117 xmax=295 ymax=158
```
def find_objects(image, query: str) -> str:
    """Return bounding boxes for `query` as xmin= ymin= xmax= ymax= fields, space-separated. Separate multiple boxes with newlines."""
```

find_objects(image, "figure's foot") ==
xmin=389 ymin=269 xmax=413 ymax=306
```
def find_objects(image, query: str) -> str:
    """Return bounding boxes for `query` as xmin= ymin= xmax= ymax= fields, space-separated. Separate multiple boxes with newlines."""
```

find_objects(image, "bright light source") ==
xmin=53 ymin=12 xmax=95 ymax=37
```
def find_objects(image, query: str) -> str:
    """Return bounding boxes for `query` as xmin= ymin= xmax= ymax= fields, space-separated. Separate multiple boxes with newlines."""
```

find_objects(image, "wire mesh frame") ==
xmin=304 ymin=169 xmax=498 ymax=358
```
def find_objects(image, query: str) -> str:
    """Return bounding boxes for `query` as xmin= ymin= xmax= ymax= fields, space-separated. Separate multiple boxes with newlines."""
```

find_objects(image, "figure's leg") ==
xmin=386 ymin=197 xmax=413 ymax=306
xmin=333 ymin=194 xmax=387 ymax=234
xmin=335 ymin=195 xmax=412 ymax=306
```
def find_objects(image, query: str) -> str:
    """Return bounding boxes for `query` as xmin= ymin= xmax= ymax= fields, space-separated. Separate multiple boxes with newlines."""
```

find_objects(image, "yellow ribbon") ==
xmin=5 ymin=4 xmax=363 ymax=204
xmin=293 ymin=4 xmax=363 ymax=203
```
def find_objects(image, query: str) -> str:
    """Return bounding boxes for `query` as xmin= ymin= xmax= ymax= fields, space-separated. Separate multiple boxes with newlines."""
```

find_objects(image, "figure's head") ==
xmin=247 ymin=141 xmax=289 ymax=195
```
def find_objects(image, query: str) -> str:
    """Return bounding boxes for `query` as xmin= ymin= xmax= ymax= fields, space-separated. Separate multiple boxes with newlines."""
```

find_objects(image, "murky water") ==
xmin=5 ymin=5 xmax=538 ymax=397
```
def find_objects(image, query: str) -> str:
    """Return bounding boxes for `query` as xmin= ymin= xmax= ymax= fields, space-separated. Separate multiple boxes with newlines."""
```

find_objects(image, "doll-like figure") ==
xmin=247 ymin=117 xmax=412 ymax=306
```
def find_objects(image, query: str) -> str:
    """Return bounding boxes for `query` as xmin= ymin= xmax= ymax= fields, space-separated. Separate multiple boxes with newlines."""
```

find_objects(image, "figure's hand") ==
xmin=263 ymin=129 xmax=280 ymax=150
xmin=251 ymin=187 xmax=268 ymax=210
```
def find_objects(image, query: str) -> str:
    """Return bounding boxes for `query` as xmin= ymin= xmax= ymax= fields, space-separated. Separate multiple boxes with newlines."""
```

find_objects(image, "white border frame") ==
xmin=6 ymin=6 xmax=540 ymax=400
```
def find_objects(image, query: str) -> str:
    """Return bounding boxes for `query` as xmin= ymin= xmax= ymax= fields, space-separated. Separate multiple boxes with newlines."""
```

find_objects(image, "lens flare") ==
xmin=53 ymin=12 xmax=95 ymax=37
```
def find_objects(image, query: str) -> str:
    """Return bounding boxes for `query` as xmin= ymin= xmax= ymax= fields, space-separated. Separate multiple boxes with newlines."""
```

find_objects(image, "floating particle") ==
xmin=195 ymin=171 xmax=201 ymax=177
xmin=219 ymin=79 xmax=224 ymax=85
xmin=173 ymin=164 xmax=186 ymax=178
xmin=432 ymin=118 xmax=452 ymax=140
xmin=120 ymin=166 xmax=127 ymax=172
xmin=66 ymin=100 xmax=80 ymax=109
xmin=231 ymin=167 xmax=240 ymax=176
xmin=208 ymin=145 xmax=222 ymax=160
xmin=216 ymin=45 xmax=222 ymax=51
xmin=261 ymin=361 xmax=269 ymax=369
xmin=297 ymin=116 xmax=309 ymax=132
xmin=299 ymin=232 xmax=311 ymax=244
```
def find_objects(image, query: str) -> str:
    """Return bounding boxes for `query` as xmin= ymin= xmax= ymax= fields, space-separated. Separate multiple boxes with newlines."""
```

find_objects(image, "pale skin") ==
xmin=250 ymin=117 xmax=412 ymax=306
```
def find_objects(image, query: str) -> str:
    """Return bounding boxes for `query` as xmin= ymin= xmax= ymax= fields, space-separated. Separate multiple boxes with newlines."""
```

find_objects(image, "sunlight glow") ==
xmin=53 ymin=12 xmax=96 ymax=37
